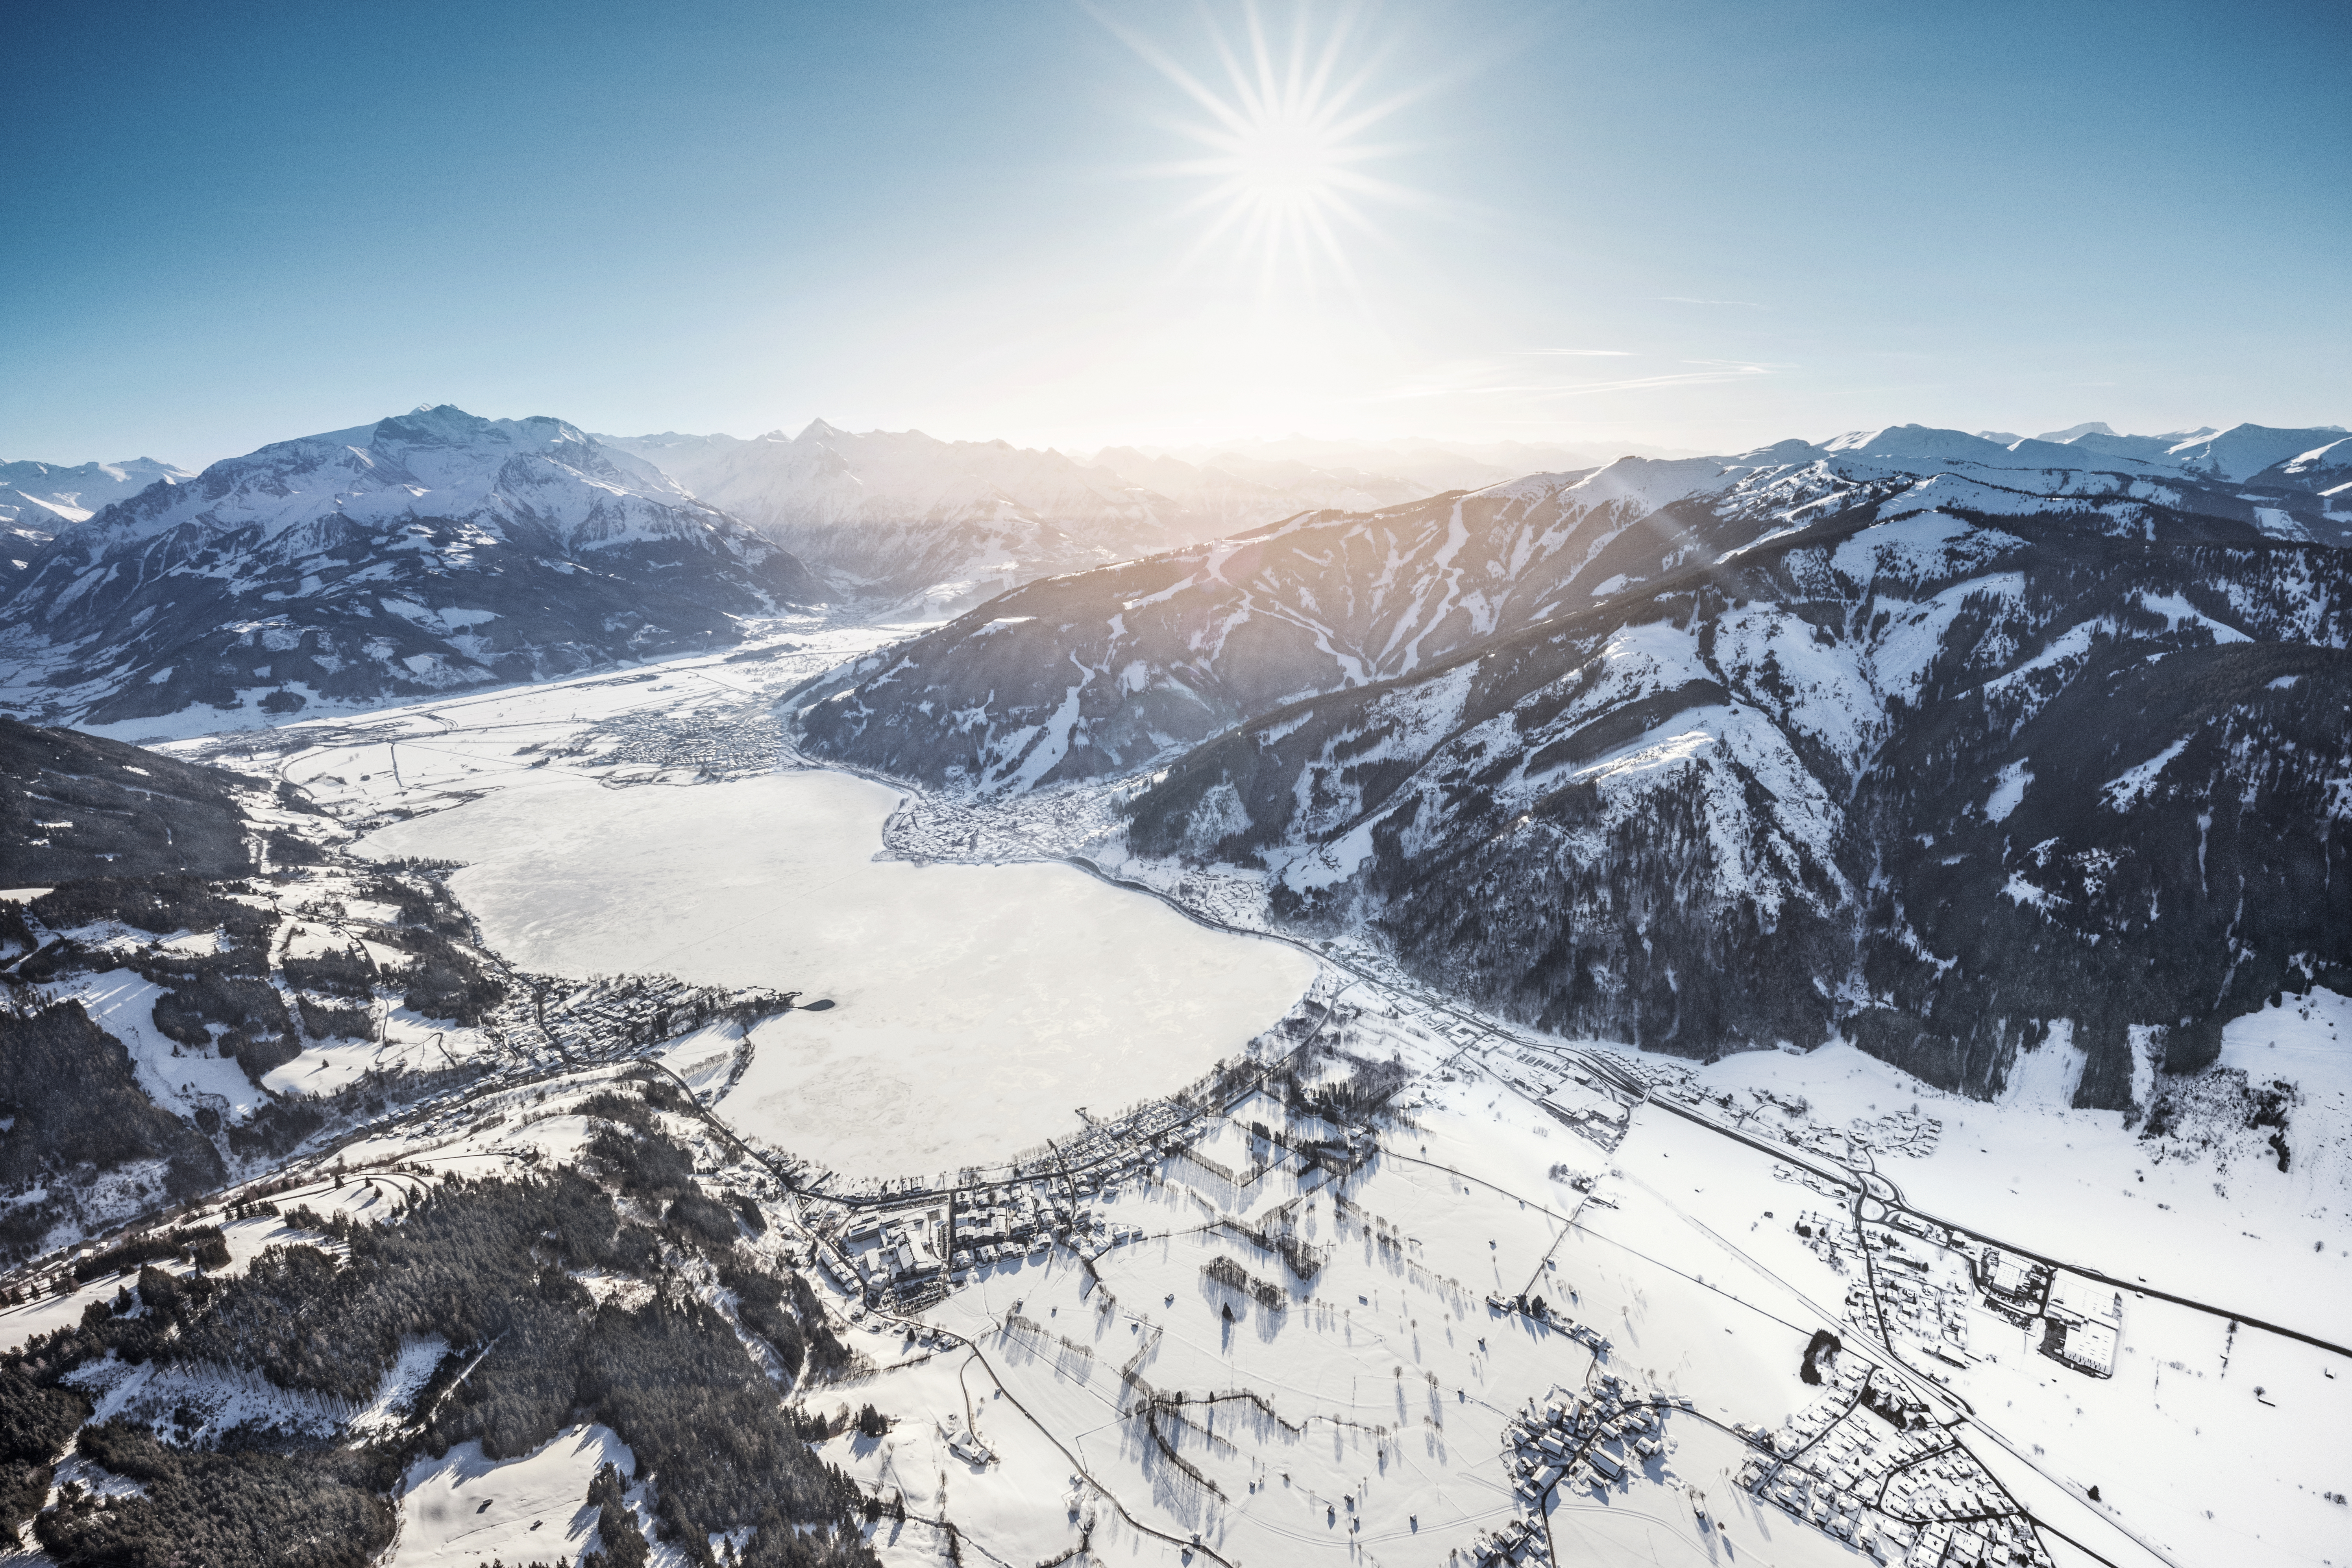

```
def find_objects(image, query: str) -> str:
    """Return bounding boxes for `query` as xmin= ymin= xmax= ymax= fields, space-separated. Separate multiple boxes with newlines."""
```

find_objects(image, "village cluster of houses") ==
xmin=1511 ymin=1375 xmax=1674 ymax=1489
xmin=572 ymin=703 xmax=784 ymax=779
xmin=807 ymin=1172 xmax=1163 ymax=1311
xmin=1778 ymin=1204 xmax=2123 ymax=1389
xmin=1734 ymin=1358 xmax=2052 ymax=1568
xmin=1468 ymin=1374 xmax=1688 ymax=1563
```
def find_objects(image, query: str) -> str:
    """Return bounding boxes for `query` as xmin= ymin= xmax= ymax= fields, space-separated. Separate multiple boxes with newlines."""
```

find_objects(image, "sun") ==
xmin=1230 ymin=114 xmax=1343 ymax=203
xmin=1105 ymin=2 xmax=1424 ymax=294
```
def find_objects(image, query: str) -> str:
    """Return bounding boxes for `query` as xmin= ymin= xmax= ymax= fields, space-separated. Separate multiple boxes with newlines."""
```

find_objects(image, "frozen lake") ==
xmin=364 ymin=770 xmax=1315 ymax=1175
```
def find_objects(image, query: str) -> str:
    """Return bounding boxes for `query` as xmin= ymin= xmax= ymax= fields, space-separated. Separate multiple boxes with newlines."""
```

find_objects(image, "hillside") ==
xmin=795 ymin=422 xmax=2352 ymax=1112
xmin=0 ymin=407 xmax=819 ymax=735
xmin=0 ymin=702 xmax=884 ymax=1568
xmin=0 ymin=721 xmax=490 ymax=1255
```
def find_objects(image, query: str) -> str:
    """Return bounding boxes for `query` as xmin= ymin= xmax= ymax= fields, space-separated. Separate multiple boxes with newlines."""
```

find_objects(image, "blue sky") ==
xmin=7 ymin=0 xmax=2345 ymax=465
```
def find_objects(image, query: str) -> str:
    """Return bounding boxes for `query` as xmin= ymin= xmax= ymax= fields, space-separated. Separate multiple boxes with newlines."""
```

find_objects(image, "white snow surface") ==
xmin=2221 ymin=986 xmax=2352 ymax=1100
xmin=46 ymin=590 xmax=2338 ymax=1568
xmin=388 ymin=1424 xmax=651 ymax=1568
xmin=37 ymin=968 xmax=269 ymax=1122
xmin=1984 ymin=759 xmax=2033 ymax=823
xmin=362 ymin=768 xmax=1313 ymax=1177
xmin=2165 ymin=422 xmax=2352 ymax=482
xmin=0 ymin=457 xmax=193 ymax=533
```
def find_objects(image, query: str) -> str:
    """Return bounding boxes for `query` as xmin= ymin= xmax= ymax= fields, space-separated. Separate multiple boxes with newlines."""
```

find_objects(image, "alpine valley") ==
xmin=3 ymin=409 xmax=2349 ymax=1568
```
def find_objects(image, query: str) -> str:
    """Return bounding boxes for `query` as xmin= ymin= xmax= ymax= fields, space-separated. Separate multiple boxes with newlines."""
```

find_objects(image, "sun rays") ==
xmin=1102 ymin=2 xmax=1430 ymax=298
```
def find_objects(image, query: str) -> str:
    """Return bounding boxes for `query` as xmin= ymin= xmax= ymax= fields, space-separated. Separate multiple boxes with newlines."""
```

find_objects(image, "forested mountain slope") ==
xmin=796 ymin=423 xmax=2352 ymax=1111
xmin=0 ymin=720 xmax=507 ymax=1257
xmin=1 ymin=736 xmax=876 ymax=1568
xmin=795 ymin=422 xmax=2347 ymax=793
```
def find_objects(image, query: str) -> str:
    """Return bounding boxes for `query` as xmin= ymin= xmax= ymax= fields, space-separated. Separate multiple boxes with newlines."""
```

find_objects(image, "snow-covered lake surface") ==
xmin=364 ymin=769 xmax=1315 ymax=1176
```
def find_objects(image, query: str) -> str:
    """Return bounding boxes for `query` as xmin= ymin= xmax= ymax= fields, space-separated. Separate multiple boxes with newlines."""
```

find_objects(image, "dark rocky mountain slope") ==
xmin=796 ymin=425 xmax=2352 ymax=1115
xmin=2 ymin=714 xmax=272 ymax=882
xmin=796 ymin=424 xmax=2349 ymax=799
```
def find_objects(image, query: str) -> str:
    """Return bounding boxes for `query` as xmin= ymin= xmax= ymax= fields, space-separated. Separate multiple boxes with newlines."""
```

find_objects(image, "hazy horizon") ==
xmin=30 ymin=407 xmax=2345 ymax=480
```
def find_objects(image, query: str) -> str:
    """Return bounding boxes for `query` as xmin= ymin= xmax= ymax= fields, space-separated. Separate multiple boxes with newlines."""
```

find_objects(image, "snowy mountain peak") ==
xmin=0 ymin=456 xmax=197 ymax=533
xmin=795 ymin=415 xmax=2352 ymax=1154
xmin=2164 ymin=422 xmax=2352 ymax=482
xmin=1822 ymin=424 xmax=2018 ymax=462
xmin=68 ymin=405 xmax=722 ymax=552
xmin=0 ymin=405 xmax=817 ymax=729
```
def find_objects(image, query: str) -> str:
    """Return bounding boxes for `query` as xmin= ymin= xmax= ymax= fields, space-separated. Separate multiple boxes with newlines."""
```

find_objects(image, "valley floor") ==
xmin=6 ymin=628 xmax=2338 ymax=1568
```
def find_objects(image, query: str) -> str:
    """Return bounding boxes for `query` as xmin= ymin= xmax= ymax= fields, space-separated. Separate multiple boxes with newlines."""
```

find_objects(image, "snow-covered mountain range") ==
xmin=600 ymin=423 xmax=1635 ymax=611
xmin=2 ymin=457 xmax=196 ymax=566
xmin=4 ymin=414 xmax=2346 ymax=1568
xmin=1106 ymin=432 xmax=1668 ymax=496
xmin=794 ymin=419 xmax=2352 ymax=1113
xmin=1988 ymin=419 xmax=2352 ymax=488
xmin=0 ymin=406 xmax=817 ymax=732
xmin=602 ymin=422 xmax=1194 ymax=613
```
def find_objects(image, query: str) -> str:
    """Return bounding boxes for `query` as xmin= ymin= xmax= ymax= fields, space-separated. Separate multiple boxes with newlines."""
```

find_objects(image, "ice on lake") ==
xmin=364 ymin=770 xmax=1315 ymax=1175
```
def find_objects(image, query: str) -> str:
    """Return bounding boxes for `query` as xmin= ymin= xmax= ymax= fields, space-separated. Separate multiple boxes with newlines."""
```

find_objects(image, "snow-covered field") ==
xmin=793 ymin=1033 xmax=2342 ymax=1568
xmin=388 ymin=1424 xmax=651 ymax=1568
xmin=35 ymin=967 xmax=270 ymax=1122
xmin=1670 ymin=1032 xmax=2352 ymax=1348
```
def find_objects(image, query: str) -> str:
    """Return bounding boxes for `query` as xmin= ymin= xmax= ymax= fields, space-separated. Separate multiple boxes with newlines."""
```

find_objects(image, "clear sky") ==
xmin=7 ymin=0 xmax=2346 ymax=466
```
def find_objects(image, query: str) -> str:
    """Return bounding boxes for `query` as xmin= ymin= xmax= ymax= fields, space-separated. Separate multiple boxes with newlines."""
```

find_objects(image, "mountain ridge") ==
xmin=2 ymin=457 xmax=197 ymax=574
xmin=0 ymin=406 xmax=818 ymax=734
xmin=791 ymin=419 xmax=2352 ymax=1113
xmin=597 ymin=422 xmax=1651 ymax=612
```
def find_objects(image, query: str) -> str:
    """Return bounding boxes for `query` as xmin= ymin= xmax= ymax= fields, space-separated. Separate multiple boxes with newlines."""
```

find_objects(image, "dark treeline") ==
xmin=41 ymin=1099 xmax=882 ymax=1567
xmin=582 ymin=1459 xmax=651 ymax=1568
xmin=70 ymin=1226 xmax=227 ymax=1283
xmin=0 ymin=1000 xmax=226 ymax=1259
xmin=0 ymin=1364 xmax=90 ymax=1535
xmin=27 ymin=878 xmax=274 ymax=943
xmin=35 ymin=1422 xmax=397 ymax=1568
xmin=1272 ymin=1050 xmax=1411 ymax=1127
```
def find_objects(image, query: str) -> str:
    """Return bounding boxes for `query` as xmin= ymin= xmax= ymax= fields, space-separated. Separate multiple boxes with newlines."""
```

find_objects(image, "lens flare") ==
xmin=1104 ymin=2 xmax=1427 ymax=296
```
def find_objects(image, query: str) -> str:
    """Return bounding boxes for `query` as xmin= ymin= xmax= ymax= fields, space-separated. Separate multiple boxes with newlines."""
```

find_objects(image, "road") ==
xmin=1067 ymin=842 xmax=2350 ymax=1361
